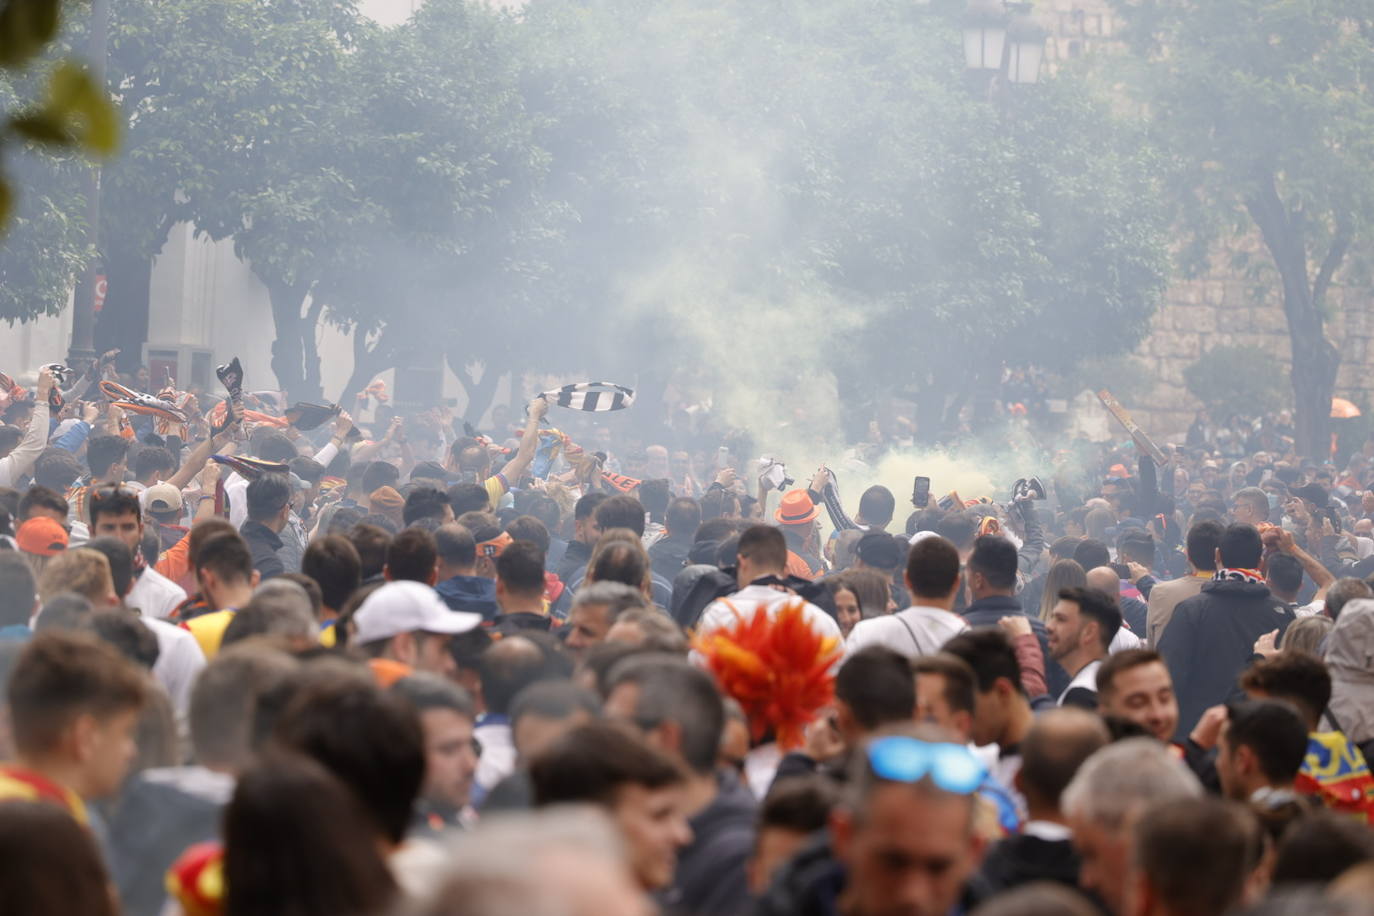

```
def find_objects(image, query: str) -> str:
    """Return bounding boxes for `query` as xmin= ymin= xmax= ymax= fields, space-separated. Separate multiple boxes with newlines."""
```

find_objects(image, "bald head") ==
xmin=479 ymin=635 xmax=550 ymax=717
xmin=1018 ymin=707 xmax=1110 ymax=818
xmin=1086 ymin=566 xmax=1120 ymax=596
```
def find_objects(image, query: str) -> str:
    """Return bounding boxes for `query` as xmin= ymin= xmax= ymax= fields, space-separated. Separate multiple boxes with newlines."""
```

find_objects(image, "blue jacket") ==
xmin=435 ymin=574 xmax=499 ymax=621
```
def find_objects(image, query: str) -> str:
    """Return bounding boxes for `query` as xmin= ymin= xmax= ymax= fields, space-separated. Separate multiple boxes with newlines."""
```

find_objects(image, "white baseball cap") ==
xmin=353 ymin=581 xmax=482 ymax=645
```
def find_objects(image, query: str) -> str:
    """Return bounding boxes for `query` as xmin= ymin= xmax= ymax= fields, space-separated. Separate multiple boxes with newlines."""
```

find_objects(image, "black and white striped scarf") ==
xmin=540 ymin=382 xmax=635 ymax=412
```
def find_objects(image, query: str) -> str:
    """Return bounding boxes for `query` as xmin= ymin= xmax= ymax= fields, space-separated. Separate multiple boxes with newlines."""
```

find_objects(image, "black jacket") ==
xmin=977 ymin=833 xmax=1080 ymax=894
xmin=555 ymin=538 xmax=592 ymax=584
xmin=963 ymin=595 xmax=1068 ymax=697
xmin=239 ymin=520 xmax=285 ymax=580
xmin=1158 ymin=578 xmax=1295 ymax=738
xmin=664 ymin=772 xmax=757 ymax=916
xmin=650 ymin=534 xmax=694 ymax=583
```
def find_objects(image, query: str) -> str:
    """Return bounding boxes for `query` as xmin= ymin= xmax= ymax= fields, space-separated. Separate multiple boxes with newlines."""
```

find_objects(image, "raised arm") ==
xmin=496 ymin=397 xmax=550 ymax=484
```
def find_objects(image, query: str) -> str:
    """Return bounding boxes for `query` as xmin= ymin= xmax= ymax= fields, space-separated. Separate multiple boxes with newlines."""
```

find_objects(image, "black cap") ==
xmin=1293 ymin=483 xmax=1329 ymax=507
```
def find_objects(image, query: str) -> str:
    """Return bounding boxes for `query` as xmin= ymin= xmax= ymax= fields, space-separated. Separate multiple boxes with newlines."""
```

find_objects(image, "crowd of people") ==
xmin=1 ymin=356 xmax=1374 ymax=916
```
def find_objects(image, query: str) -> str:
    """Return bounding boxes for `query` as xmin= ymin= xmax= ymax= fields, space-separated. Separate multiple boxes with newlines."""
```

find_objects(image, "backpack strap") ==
xmin=892 ymin=612 xmax=929 ymax=657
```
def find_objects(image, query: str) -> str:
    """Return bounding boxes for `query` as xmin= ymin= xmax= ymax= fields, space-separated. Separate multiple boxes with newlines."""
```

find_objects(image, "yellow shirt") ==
xmin=184 ymin=610 xmax=236 ymax=659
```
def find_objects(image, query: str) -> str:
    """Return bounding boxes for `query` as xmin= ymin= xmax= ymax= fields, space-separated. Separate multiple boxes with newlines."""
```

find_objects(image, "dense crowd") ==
xmin=1 ymin=357 xmax=1374 ymax=916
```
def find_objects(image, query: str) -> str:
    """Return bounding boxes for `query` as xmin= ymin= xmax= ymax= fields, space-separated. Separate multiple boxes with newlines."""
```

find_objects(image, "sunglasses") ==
xmin=866 ymin=737 xmax=986 ymax=795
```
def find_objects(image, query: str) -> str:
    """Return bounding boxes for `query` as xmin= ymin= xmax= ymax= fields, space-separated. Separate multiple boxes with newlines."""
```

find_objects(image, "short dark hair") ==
xmin=246 ymin=474 xmax=292 ymax=523
xmin=446 ymin=483 xmax=491 ymax=517
xmin=1219 ymin=524 xmax=1263 ymax=570
xmin=195 ymin=532 xmax=254 ymax=584
xmin=529 ymin=721 xmax=684 ymax=808
xmin=84 ymin=536 xmax=135 ymax=600
xmin=1117 ymin=531 xmax=1155 ymax=569
xmin=0 ymin=553 xmax=37 ymax=628
xmin=638 ymin=480 xmax=671 ymax=523
xmin=402 ymin=486 xmax=450 ymax=527
xmin=858 ymin=486 xmax=896 ymax=527
xmin=968 ymin=535 xmax=1018 ymax=591
xmin=496 ymin=540 xmax=546 ymax=597
xmin=509 ymin=679 xmax=600 ymax=728
xmin=935 ymin=511 xmax=978 ymax=550
xmin=1134 ymin=798 xmax=1257 ymax=916
xmin=1223 ymin=699 xmax=1309 ymax=784
xmin=361 ymin=461 xmax=400 ymax=496
xmin=348 ymin=524 xmax=392 ymax=580
xmin=1271 ymin=810 xmax=1374 ymax=885
xmin=505 ymin=515 xmax=550 ymax=553
xmin=588 ymin=539 xmax=649 ymax=591
xmin=605 ymin=654 xmax=723 ymax=775
xmin=1239 ymin=650 xmax=1331 ymax=727
xmin=33 ymin=448 xmax=84 ymax=491
xmin=18 ymin=485 xmax=67 ymax=523
xmin=87 ymin=435 xmax=130 ymax=479
xmin=391 ymin=673 xmax=475 ymax=719
xmin=302 ymin=536 xmax=362 ymax=612
xmin=385 ymin=527 xmax=437 ymax=584
xmin=252 ymin=431 xmax=297 ymax=463
xmin=1056 ymin=586 xmax=1122 ymax=652
xmin=7 ymin=630 xmax=147 ymax=755
xmin=88 ymin=484 xmax=141 ymax=527
xmin=1265 ymin=553 xmax=1304 ymax=598
xmin=290 ymin=457 xmax=326 ymax=486
xmin=1073 ymin=538 xmax=1111 ymax=572
xmin=133 ymin=446 xmax=175 ymax=482
xmin=435 ymin=524 xmax=476 ymax=569
xmin=758 ymin=774 xmax=837 ymax=834
xmin=595 ymin=495 xmax=646 ymax=538
xmin=835 ymin=646 xmax=915 ymax=731
xmin=1097 ymin=648 xmax=1166 ymax=701
xmin=905 ymin=535 xmax=961 ymax=599
xmin=737 ymin=525 xmax=787 ymax=573
xmin=574 ymin=490 xmax=609 ymax=522
xmin=942 ymin=627 xmax=1024 ymax=696
xmin=82 ymin=610 xmax=159 ymax=670
xmin=273 ymin=665 xmax=424 ymax=844
xmin=1049 ymin=537 xmax=1081 ymax=560
xmin=666 ymin=498 xmax=701 ymax=538
xmin=912 ymin=652 xmax=978 ymax=716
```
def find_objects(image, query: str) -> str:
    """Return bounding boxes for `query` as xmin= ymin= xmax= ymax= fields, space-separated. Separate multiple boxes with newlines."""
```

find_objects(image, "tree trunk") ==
xmin=300 ymin=295 xmax=326 ymax=401
xmin=94 ymin=248 xmax=151 ymax=375
xmin=266 ymin=280 xmax=309 ymax=400
xmin=1246 ymin=178 xmax=1343 ymax=459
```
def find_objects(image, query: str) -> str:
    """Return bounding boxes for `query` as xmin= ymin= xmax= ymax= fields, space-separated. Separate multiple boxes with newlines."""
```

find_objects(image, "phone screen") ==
xmin=913 ymin=476 xmax=930 ymax=508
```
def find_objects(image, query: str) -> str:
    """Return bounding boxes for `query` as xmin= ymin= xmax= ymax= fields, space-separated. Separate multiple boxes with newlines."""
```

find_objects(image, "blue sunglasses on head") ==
xmin=866 ymin=736 xmax=987 ymax=795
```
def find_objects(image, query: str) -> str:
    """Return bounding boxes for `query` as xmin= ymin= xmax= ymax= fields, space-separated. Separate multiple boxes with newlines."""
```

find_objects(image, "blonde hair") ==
xmin=37 ymin=549 xmax=115 ymax=605
xmin=1039 ymin=559 xmax=1088 ymax=621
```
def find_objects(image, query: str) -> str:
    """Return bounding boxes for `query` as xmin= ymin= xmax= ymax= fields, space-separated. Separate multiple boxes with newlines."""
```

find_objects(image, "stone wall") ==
xmin=1038 ymin=0 xmax=1374 ymax=441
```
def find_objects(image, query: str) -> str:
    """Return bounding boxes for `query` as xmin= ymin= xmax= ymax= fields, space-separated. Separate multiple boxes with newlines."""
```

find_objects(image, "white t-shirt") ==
xmin=129 ymin=565 xmax=188 ymax=621
xmin=845 ymin=605 xmax=969 ymax=659
xmin=142 ymin=616 xmax=206 ymax=722
xmin=1057 ymin=658 xmax=1102 ymax=706
xmin=697 ymin=584 xmax=843 ymax=645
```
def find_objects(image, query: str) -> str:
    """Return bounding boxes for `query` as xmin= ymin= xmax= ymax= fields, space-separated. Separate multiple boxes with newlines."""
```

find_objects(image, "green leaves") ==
xmin=0 ymin=0 xmax=60 ymax=68
xmin=10 ymin=62 xmax=119 ymax=154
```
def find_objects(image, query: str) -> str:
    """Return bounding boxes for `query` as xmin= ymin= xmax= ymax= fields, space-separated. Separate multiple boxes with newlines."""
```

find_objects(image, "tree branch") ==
xmin=1311 ymin=227 xmax=1352 ymax=310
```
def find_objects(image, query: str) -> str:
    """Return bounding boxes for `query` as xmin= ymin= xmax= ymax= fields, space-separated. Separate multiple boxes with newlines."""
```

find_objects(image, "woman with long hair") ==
xmin=223 ymin=752 xmax=397 ymax=916
xmin=1038 ymin=559 xmax=1088 ymax=621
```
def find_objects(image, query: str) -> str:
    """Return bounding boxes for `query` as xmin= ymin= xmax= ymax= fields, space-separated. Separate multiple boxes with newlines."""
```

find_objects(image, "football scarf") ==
xmin=539 ymin=381 xmax=635 ymax=412
xmin=1214 ymin=567 xmax=1264 ymax=585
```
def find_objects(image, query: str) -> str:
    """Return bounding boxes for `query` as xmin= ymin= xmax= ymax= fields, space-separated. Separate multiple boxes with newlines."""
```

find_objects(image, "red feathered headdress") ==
xmin=694 ymin=600 xmax=841 ymax=751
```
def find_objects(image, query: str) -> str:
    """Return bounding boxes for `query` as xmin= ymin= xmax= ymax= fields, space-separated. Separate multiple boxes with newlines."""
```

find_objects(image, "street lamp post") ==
xmin=961 ymin=0 xmax=1046 ymax=94
xmin=68 ymin=0 xmax=111 ymax=369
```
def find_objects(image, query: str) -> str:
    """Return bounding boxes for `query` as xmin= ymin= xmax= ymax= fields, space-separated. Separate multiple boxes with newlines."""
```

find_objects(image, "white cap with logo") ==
xmin=353 ymin=581 xmax=482 ymax=645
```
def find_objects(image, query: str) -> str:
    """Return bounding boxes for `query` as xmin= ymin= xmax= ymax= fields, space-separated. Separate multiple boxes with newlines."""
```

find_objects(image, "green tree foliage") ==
xmin=1183 ymin=344 xmax=1290 ymax=421
xmin=1113 ymin=0 xmax=1374 ymax=457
